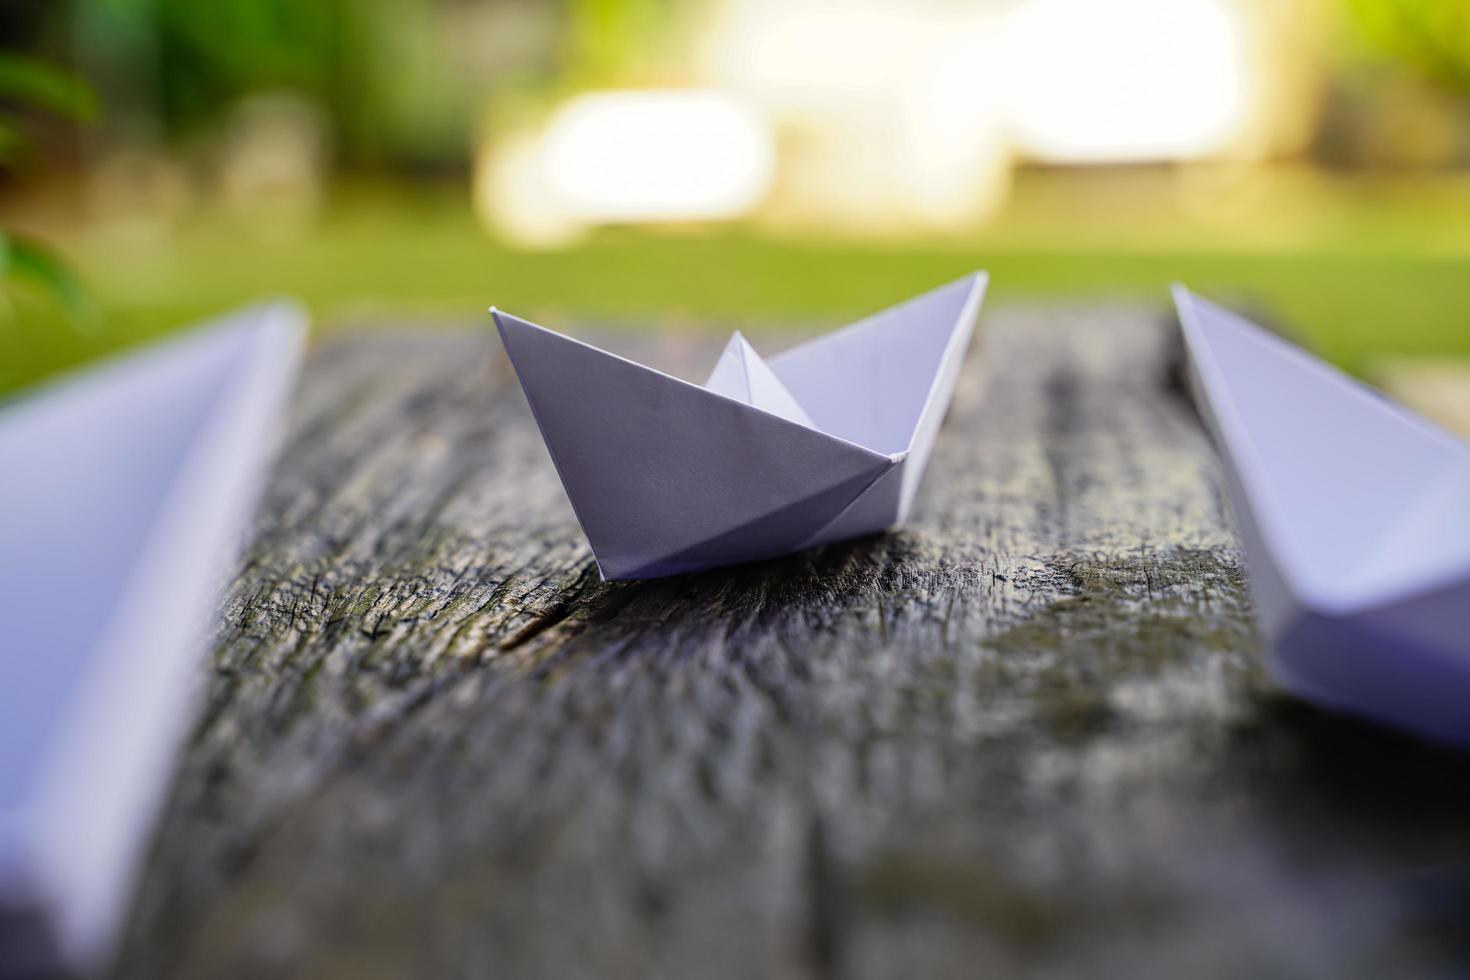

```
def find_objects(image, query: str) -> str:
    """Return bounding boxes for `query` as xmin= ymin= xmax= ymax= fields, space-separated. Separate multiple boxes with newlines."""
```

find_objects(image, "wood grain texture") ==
xmin=110 ymin=306 xmax=1470 ymax=980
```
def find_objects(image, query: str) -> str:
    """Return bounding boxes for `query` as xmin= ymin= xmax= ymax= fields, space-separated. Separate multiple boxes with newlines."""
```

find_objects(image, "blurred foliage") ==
xmin=0 ymin=0 xmax=1464 ymax=395
xmin=564 ymin=0 xmax=683 ymax=86
xmin=66 ymin=0 xmax=681 ymax=164
xmin=74 ymin=0 xmax=508 ymax=168
xmin=0 ymin=52 xmax=94 ymax=324
xmin=1349 ymin=0 xmax=1470 ymax=88
xmin=138 ymin=0 xmax=349 ymax=127
xmin=0 ymin=52 xmax=95 ymax=126
xmin=0 ymin=232 xmax=94 ymax=321
xmin=80 ymin=0 xmax=377 ymax=157
xmin=0 ymin=50 xmax=94 ymax=166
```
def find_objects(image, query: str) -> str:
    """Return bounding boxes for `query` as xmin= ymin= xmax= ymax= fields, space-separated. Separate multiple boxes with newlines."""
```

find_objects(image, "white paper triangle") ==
xmin=493 ymin=272 xmax=986 ymax=579
xmin=1174 ymin=285 xmax=1470 ymax=745
xmin=704 ymin=331 xmax=814 ymax=429
xmin=0 ymin=302 xmax=305 ymax=973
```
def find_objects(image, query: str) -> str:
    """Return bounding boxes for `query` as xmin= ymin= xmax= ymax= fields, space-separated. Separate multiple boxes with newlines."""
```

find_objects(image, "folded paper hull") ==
xmin=494 ymin=273 xmax=986 ymax=579
xmin=1174 ymin=285 xmax=1470 ymax=747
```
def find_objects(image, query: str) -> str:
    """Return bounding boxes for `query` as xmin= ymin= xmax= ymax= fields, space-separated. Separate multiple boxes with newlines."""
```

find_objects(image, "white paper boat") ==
xmin=1173 ymin=286 xmax=1470 ymax=746
xmin=493 ymin=273 xmax=987 ymax=580
xmin=0 ymin=303 xmax=305 ymax=975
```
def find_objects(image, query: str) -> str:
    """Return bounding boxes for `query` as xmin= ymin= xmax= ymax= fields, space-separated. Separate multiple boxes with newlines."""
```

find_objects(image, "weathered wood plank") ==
xmin=110 ymin=307 xmax=1470 ymax=980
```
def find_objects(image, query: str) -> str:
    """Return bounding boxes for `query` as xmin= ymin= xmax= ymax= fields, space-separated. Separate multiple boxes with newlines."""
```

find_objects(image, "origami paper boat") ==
xmin=493 ymin=273 xmax=987 ymax=580
xmin=1174 ymin=286 xmax=1470 ymax=746
xmin=0 ymin=303 xmax=304 ymax=975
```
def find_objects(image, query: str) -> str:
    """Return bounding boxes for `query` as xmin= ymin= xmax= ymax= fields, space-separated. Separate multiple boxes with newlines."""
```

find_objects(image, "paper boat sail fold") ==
xmin=1173 ymin=286 xmax=1470 ymax=746
xmin=0 ymin=303 xmax=305 ymax=975
xmin=494 ymin=272 xmax=986 ymax=579
xmin=705 ymin=332 xmax=814 ymax=429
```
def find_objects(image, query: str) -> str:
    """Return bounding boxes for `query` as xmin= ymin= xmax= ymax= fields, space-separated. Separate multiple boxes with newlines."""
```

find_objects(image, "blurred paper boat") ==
xmin=1174 ymin=286 xmax=1470 ymax=746
xmin=0 ymin=303 xmax=305 ymax=976
xmin=493 ymin=273 xmax=986 ymax=580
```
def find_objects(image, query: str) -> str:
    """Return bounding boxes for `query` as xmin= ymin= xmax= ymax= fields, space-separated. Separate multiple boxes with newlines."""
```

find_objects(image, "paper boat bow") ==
xmin=493 ymin=273 xmax=986 ymax=580
xmin=1174 ymin=286 xmax=1470 ymax=746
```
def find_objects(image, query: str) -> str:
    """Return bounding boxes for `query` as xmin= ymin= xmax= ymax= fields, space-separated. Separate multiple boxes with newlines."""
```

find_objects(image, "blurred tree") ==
xmin=1349 ymin=0 xmax=1470 ymax=89
xmin=7 ymin=0 xmax=688 ymax=175
xmin=67 ymin=0 xmax=571 ymax=172
xmin=74 ymin=0 xmax=375 ymax=159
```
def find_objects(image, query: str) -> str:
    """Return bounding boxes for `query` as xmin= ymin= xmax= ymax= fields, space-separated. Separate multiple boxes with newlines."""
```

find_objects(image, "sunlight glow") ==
xmin=541 ymin=90 xmax=774 ymax=222
xmin=481 ymin=0 xmax=1263 ymax=243
xmin=1000 ymin=0 xmax=1251 ymax=163
xmin=700 ymin=0 xmax=1012 ymax=232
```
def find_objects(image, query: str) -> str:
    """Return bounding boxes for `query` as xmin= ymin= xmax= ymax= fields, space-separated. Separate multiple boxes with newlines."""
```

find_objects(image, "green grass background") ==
xmin=4 ymin=173 xmax=1468 ymax=396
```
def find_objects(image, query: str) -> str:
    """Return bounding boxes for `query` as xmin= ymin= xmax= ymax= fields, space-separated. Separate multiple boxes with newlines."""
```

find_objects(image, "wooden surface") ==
xmin=111 ymin=305 xmax=1470 ymax=980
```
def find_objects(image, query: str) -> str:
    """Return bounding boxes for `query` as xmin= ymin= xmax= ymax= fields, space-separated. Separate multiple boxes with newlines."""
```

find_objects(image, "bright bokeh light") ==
xmin=902 ymin=15 xmax=1012 ymax=228
xmin=1001 ymin=0 xmax=1251 ymax=163
xmin=482 ymin=0 xmax=1264 ymax=243
xmin=476 ymin=128 xmax=583 ymax=248
xmin=701 ymin=0 xmax=1012 ymax=232
xmin=703 ymin=1 xmax=928 ymax=112
xmin=541 ymin=90 xmax=774 ymax=222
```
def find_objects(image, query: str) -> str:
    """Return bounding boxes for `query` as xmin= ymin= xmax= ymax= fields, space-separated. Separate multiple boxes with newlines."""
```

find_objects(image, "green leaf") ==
xmin=0 ymin=116 xmax=29 ymax=166
xmin=0 ymin=54 xmax=97 ymax=122
xmin=4 ymin=235 xmax=98 ymax=328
